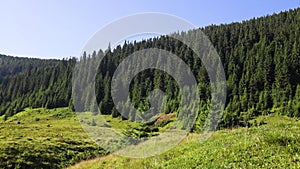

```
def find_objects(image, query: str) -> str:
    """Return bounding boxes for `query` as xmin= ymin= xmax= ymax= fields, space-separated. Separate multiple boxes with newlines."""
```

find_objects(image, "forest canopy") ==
xmin=0 ymin=8 xmax=300 ymax=129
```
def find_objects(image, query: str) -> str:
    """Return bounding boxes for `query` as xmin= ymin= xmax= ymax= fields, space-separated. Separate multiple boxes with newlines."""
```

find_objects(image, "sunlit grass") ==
xmin=2 ymin=108 xmax=300 ymax=169
xmin=0 ymin=108 xmax=106 ymax=169
xmin=69 ymin=114 xmax=300 ymax=169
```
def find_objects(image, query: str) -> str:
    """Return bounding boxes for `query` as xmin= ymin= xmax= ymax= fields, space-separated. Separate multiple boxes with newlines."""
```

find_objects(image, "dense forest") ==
xmin=0 ymin=55 xmax=75 ymax=117
xmin=1 ymin=8 xmax=300 ymax=130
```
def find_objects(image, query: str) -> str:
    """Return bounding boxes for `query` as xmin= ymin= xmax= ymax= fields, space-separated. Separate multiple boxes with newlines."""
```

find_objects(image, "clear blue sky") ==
xmin=1 ymin=0 xmax=299 ymax=59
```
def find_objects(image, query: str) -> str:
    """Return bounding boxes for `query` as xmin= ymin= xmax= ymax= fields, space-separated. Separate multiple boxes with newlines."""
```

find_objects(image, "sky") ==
xmin=0 ymin=0 xmax=299 ymax=59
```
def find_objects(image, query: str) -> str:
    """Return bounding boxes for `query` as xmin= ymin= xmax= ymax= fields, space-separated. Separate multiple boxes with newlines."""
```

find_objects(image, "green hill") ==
xmin=1 ymin=8 xmax=300 ymax=128
xmin=0 ymin=108 xmax=106 ymax=169
xmin=1 ymin=108 xmax=300 ymax=169
xmin=68 ymin=114 xmax=300 ymax=169
xmin=0 ymin=7 xmax=300 ymax=169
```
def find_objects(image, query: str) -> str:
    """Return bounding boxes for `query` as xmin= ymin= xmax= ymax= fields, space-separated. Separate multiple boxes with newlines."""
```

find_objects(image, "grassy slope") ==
xmin=1 ymin=108 xmax=300 ymax=168
xmin=68 ymin=115 xmax=300 ymax=169
xmin=0 ymin=108 xmax=107 ymax=169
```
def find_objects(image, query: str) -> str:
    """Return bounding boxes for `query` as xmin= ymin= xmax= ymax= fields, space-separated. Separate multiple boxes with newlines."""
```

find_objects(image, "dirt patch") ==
xmin=155 ymin=113 xmax=176 ymax=126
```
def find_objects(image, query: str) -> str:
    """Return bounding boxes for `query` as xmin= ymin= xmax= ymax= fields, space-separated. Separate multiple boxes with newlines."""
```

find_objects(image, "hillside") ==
xmin=0 ymin=7 xmax=300 ymax=169
xmin=1 ymin=8 xmax=300 ymax=129
xmin=1 ymin=108 xmax=300 ymax=168
xmin=0 ymin=55 xmax=75 ymax=116
xmin=69 ymin=114 xmax=300 ymax=169
xmin=0 ymin=108 xmax=106 ymax=168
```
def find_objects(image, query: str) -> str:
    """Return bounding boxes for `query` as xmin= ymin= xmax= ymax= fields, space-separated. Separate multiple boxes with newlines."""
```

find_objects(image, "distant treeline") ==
xmin=0 ymin=8 xmax=300 ymax=129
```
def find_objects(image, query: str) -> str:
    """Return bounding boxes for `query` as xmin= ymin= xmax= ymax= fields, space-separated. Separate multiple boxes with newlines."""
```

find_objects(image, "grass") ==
xmin=68 ymin=114 xmax=300 ymax=169
xmin=1 ymin=108 xmax=300 ymax=168
xmin=0 ymin=108 xmax=107 ymax=169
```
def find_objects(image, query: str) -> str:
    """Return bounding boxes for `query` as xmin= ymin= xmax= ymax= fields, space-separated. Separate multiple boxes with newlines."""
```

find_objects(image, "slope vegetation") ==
xmin=69 ymin=115 xmax=300 ymax=169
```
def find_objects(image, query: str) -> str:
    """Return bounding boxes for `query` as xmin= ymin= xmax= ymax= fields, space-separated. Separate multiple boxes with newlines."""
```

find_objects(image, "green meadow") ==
xmin=1 ymin=108 xmax=300 ymax=169
xmin=69 ymin=114 xmax=300 ymax=169
xmin=0 ymin=108 xmax=106 ymax=169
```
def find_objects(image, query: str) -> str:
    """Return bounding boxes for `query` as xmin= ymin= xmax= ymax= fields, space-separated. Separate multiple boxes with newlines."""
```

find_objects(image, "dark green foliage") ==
xmin=1 ymin=8 xmax=300 ymax=130
xmin=0 ymin=56 xmax=76 ymax=116
xmin=91 ymin=7 xmax=300 ymax=129
xmin=122 ymin=124 xmax=159 ymax=139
